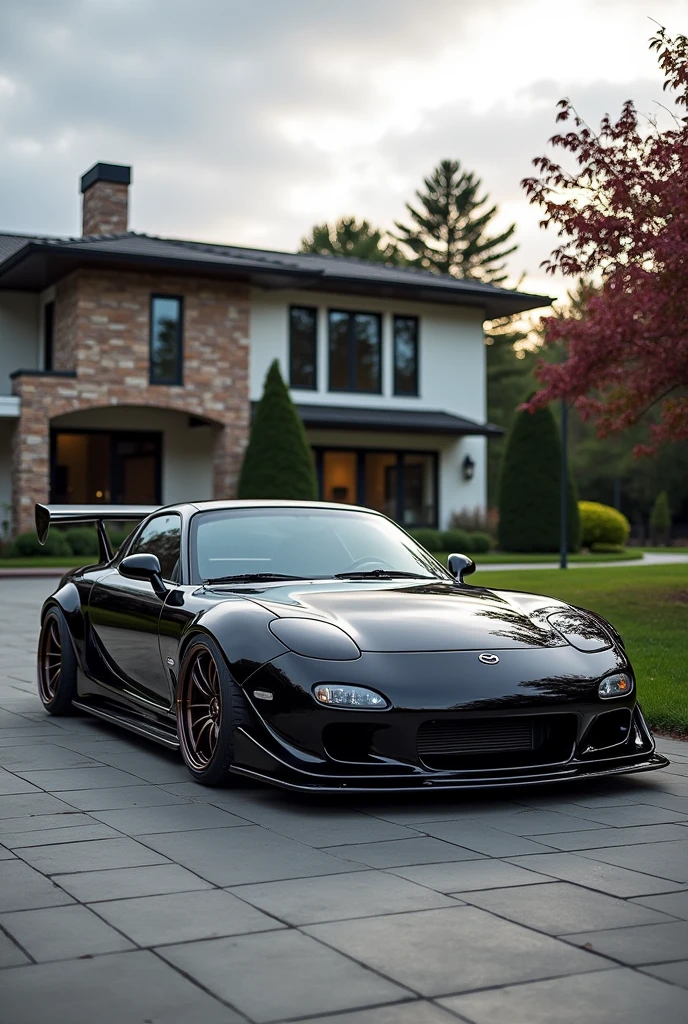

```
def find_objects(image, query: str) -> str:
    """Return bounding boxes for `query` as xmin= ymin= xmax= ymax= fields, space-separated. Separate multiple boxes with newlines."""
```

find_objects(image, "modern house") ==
xmin=0 ymin=162 xmax=551 ymax=538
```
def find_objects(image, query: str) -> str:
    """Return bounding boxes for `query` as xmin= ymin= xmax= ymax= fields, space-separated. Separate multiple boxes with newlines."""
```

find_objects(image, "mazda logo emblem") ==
xmin=478 ymin=653 xmax=500 ymax=665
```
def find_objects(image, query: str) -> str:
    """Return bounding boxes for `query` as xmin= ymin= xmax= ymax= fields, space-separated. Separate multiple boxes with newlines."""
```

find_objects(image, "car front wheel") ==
xmin=176 ymin=636 xmax=249 ymax=786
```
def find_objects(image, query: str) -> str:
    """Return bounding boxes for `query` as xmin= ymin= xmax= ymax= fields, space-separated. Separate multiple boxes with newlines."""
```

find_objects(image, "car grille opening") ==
xmin=417 ymin=715 xmax=577 ymax=770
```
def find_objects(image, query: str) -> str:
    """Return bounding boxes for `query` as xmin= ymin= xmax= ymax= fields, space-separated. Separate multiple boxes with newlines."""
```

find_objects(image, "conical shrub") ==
xmin=237 ymin=360 xmax=318 ymax=500
xmin=498 ymin=404 xmax=580 ymax=552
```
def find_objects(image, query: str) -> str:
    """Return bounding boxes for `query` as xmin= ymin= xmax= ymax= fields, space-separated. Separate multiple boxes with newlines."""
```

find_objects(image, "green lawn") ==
xmin=432 ymin=550 xmax=643 ymax=566
xmin=0 ymin=556 xmax=86 ymax=569
xmin=470 ymin=563 xmax=688 ymax=736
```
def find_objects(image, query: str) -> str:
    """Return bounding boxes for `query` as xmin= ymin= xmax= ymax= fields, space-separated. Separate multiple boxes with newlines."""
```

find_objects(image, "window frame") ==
xmin=327 ymin=309 xmax=383 ymax=394
xmin=393 ymin=314 xmax=420 ymax=397
xmin=43 ymin=301 xmax=55 ymax=372
xmin=288 ymin=305 xmax=318 ymax=390
xmin=312 ymin=445 xmax=439 ymax=528
xmin=149 ymin=293 xmax=184 ymax=386
xmin=126 ymin=511 xmax=183 ymax=583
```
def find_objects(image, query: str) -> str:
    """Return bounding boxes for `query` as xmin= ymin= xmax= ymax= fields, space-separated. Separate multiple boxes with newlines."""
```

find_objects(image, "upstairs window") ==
xmin=393 ymin=315 xmax=419 ymax=396
xmin=328 ymin=310 xmax=381 ymax=393
xmin=150 ymin=295 xmax=183 ymax=385
xmin=289 ymin=306 xmax=317 ymax=389
xmin=43 ymin=301 xmax=55 ymax=371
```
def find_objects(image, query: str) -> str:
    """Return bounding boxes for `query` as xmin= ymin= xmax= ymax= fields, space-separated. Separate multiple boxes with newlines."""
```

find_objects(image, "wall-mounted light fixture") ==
xmin=461 ymin=454 xmax=475 ymax=481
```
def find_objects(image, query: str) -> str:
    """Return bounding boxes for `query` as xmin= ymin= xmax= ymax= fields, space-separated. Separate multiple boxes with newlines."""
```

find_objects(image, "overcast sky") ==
xmin=0 ymin=0 xmax=684 ymax=305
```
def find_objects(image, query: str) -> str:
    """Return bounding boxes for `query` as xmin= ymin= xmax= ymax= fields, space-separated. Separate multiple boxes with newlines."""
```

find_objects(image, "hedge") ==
xmin=579 ymin=501 xmax=630 ymax=548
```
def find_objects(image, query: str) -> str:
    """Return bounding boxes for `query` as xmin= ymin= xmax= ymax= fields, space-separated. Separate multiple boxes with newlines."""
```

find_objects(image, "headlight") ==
xmin=313 ymin=684 xmax=388 ymax=709
xmin=598 ymin=673 xmax=633 ymax=698
xmin=269 ymin=618 xmax=361 ymax=661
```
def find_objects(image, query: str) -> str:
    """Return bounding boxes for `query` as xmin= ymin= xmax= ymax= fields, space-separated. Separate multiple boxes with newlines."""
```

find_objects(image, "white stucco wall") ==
xmin=0 ymin=418 xmax=14 ymax=528
xmin=51 ymin=406 xmax=216 ymax=505
xmin=251 ymin=289 xmax=489 ymax=524
xmin=249 ymin=288 xmax=487 ymax=422
xmin=0 ymin=292 xmax=40 ymax=396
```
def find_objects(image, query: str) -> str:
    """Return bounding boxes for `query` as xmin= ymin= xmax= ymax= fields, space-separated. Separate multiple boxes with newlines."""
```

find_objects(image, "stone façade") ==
xmin=11 ymin=269 xmax=251 ymax=535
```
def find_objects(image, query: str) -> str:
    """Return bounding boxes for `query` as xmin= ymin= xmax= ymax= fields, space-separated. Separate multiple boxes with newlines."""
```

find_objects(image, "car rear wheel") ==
xmin=37 ymin=607 xmax=78 ymax=715
xmin=176 ymin=636 xmax=250 ymax=786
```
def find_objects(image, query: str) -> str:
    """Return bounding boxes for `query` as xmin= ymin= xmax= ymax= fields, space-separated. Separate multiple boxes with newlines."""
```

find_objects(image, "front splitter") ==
xmin=229 ymin=730 xmax=669 ymax=793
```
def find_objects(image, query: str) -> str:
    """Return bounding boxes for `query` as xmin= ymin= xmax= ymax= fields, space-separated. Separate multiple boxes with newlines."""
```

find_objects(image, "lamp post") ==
xmin=560 ymin=399 xmax=568 ymax=570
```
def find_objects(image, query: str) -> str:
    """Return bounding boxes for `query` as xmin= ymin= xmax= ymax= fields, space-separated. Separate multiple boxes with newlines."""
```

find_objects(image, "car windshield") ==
xmin=191 ymin=507 xmax=448 ymax=584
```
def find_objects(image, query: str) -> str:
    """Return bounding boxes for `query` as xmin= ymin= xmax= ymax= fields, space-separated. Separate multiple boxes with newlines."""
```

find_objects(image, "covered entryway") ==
xmin=50 ymin=406 xmax=219 ymax=507
xmin=51 ymin=430 xmax=161 ymax=505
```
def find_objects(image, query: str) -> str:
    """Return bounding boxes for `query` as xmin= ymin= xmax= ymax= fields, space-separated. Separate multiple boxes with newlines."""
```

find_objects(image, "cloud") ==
xmin=0 ymin=0 xmax=682 ymax=302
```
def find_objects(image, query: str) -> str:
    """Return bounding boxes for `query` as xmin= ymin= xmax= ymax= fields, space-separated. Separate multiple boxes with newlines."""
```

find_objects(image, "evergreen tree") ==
xmin=486 ymin=325 xmax=537 ymax=504
xmin=649 ymin=491 xmax=672 ymax=546
xmin=237 ymin=360 xmax=318 ymax=500
xmin=498 ymin=404 xmax=580 ymax=552
xmin=393 ymin=159 xmax=517 ymax=282
xmin=300 ymin=217 xmax=405 ymax=264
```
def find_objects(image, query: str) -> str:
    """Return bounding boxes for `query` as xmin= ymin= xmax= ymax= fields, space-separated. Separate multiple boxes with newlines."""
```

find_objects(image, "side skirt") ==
xmin=71 ymin=699 xmax=180 ymax=750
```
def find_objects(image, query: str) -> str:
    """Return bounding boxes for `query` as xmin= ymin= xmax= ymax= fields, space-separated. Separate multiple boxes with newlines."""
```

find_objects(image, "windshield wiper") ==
xmin=203 ymin=573 xmax=308 ymax=585
xmin=334 ymin=569 xmax=436 ymax=580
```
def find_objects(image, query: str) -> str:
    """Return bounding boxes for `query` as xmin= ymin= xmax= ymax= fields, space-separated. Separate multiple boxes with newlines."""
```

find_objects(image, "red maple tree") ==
xmin=522 ymin=26 xmax=688 ymax=453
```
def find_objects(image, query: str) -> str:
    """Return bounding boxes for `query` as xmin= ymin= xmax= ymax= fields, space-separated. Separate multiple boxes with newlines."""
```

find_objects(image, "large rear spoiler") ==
xmin=35 ymin=503 xmax=158 ymax=562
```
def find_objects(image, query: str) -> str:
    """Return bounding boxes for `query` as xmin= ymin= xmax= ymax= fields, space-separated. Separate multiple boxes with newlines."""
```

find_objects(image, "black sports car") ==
xmin=35 ymin=499 xmax=668 ymax=791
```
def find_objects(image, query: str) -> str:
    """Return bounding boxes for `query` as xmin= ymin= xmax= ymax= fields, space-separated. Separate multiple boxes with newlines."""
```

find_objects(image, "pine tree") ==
xmin=393 ymin=160 xmax=517 ymax=282
xmin=498 ymin=404 xmax=580 ymax=552
xmin=237 ymin=360 xmax=318 ymax=500
xmin=300 ymin=217 xmax=405 ymax=264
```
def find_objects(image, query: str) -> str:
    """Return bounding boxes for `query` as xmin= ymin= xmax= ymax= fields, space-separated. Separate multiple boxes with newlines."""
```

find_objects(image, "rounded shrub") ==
xmin=408 ymin=528 xmax=441 ymax=551
xmin=13 ymin=530 xmax=72 ymax=557
xmin=579 ymin=501 xmax=630 ymax=548
xmin=469 ymin=532 xmax=492 ymax=554
xmin=590 ymin=542 xmax=625 ymax=554
xmin=498 ymin=405 xmax=580 ymax=553
xmin=64 ymin=527 xmax=99 ymax=557
xmin=440 ymin=528 xmax=472 ymax=553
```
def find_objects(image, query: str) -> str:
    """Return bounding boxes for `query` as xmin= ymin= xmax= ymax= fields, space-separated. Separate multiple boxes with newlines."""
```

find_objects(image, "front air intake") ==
xmin=418 ymin=718 xmax=534 ymax=756
xmin=417 ymin=715 xmax=577 ymax=770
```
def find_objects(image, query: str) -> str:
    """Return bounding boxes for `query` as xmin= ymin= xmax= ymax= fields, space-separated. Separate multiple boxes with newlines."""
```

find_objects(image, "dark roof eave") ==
xmin=250 ymin=401 xmax=504 ymax=438
xmin=0 ymin=240 xmax=554 ymax=315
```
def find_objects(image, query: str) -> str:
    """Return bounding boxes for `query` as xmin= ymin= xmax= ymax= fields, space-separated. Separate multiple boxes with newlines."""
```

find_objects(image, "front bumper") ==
xmin=231 ymin=704 xmax=669 ymax=793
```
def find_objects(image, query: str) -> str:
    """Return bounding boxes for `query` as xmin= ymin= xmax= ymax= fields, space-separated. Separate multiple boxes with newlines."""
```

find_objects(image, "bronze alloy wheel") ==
xmin=39 ymin=616 xmax=62 ymax=704
xmin=178 ymin=646 xmax=224 ymax=771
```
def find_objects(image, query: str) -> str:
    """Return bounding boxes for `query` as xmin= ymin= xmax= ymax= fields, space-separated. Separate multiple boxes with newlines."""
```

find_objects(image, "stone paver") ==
xmin=1 ymin=577 xmax=687 ymax=1023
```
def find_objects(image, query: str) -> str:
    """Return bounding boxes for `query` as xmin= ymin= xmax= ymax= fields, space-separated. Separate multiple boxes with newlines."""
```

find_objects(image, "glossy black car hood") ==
xmin=245 ymin=580 xmax=570 ymax=653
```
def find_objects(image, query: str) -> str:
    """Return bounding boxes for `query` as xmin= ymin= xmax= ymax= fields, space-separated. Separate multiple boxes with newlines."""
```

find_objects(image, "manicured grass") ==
xmin=0 ymin=557 xmax=87 ymax=568
xmin=470 ymin=563 xmax=688 ymax=736
xmin=432 ymin=550 xmax=642 ymax=565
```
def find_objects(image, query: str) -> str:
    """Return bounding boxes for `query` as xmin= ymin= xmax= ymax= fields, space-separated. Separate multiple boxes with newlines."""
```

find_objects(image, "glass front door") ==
xmin=315 ymin=447 xmax=437 ymax=527
xmin=51 ymin=430 xmax=162 ymax=505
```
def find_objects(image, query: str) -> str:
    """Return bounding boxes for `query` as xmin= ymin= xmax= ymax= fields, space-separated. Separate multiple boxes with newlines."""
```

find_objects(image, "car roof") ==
xmin=184 ymin=499 xmax=384 ymax=515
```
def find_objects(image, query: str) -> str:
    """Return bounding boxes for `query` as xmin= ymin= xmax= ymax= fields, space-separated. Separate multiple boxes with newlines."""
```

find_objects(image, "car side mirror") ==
xmin=447 ymin=552 xmax=476 ymax=584
xmin=119 ymin=553 xmax=167 ymax=597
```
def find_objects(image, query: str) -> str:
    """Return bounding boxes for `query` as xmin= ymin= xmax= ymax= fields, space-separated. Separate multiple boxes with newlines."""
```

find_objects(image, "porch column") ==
xmin=212 ymin=418 xmax=248 ymax=500
xmin=11 ymin=384 xmax=51 ymax=538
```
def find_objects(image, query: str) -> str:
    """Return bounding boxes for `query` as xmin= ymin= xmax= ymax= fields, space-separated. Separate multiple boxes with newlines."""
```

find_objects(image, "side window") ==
xmin=129 ymin=514 xmax=182 ymax=582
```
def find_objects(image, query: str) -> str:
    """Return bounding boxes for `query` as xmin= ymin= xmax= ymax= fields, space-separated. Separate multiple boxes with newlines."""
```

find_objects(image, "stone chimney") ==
xmin=80 ymin=162 xmax=131 ymax=237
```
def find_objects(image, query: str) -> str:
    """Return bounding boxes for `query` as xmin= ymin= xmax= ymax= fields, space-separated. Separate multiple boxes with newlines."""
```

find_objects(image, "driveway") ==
xmin=1 ymin=578 xmax=686 ymax=1024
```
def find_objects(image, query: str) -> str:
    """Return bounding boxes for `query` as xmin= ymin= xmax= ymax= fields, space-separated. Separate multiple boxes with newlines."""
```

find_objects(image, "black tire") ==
xmin=176 ymin=635 xmax=251 ymax=786
xmin=37 ymin=607 xmax=78 ymax=716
